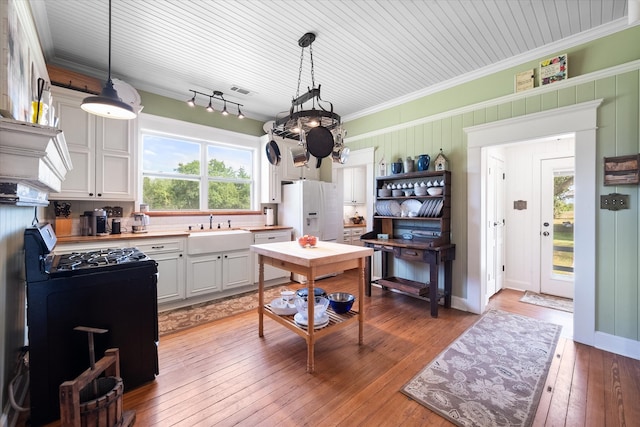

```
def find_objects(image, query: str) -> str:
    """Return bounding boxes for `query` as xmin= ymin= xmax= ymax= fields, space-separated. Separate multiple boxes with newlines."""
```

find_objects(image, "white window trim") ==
xmin=138 ymin=113 xmax=261 ymax=210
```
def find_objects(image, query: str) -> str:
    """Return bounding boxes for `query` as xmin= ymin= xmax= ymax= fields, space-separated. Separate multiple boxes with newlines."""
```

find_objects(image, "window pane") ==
xmin=553 ymin=173 xmax=574 ymax=276
xmin=143 ymin=177 xmax=200 ymax=210
xmin=207 ymin=145 xmax=252 ymax=179
xmin=208 ymin=182 xmax=251 ymax=209
xmin=143 ymin=135 xmax=200 ymax=175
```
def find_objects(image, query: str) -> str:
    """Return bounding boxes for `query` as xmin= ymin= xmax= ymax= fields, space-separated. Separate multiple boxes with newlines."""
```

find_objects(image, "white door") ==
xmin=540 ymin=157 xmax=574 ymax=299
xmin=486 ymin=156 xmax=505 ymax=299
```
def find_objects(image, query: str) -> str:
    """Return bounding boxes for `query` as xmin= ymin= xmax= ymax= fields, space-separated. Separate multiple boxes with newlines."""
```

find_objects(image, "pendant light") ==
xmin=81 ymin=0 xmax=136 ymax=120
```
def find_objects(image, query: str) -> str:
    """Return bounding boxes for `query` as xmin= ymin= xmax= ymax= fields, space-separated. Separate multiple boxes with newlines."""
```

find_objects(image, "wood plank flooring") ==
xmin=40 ymin=273 xmax=639 ymax=427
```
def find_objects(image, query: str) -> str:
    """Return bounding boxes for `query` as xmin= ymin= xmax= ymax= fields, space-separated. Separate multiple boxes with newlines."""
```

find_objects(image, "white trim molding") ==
xmin=465 ymin=99 xmax=602 ymax=347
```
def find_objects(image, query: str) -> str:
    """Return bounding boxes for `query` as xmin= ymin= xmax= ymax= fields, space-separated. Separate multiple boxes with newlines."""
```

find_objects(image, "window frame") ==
xmin=138 ymin=113 xmax=261 ymax=212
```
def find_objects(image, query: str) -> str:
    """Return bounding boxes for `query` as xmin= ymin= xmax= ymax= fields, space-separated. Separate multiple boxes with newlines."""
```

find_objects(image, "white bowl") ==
xmin=414 ymin=186 xmax=428 ymax=196
xmin=427 ymin=187 xmax=443 ymax=196
xmin=293 ymin=296 xmax=329 ymax=320
xmin=270 ymin=298 xmax=298 ymax=315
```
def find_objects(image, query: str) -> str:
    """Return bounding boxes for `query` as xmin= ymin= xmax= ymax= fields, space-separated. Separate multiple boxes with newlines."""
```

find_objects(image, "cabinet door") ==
xmin=261 ymin=161 xmax=281 ymax=203
xmin=154 ymin=252 xmax=186 ymax=303
xmin=351 ymin=227 xmax=365 ymax=246
xmin=51 ymin=89 xmax=96 ymax=199
xmin=253 ymin=231 xmax=291 ymax=281
xmin=342 ymin=229 xmax=352 ymax=244
xmin=187 ymin=254 xmax=222 ymax=296
xmin=280 ymin=139 xmax=320 ymax=181
xmin=344 ymin=167 xmax=366 ymax=204
xmin=95 ymin=118 xmax=136 ymax=200
xmin=222 ymin=250 xmax=252 ymax=290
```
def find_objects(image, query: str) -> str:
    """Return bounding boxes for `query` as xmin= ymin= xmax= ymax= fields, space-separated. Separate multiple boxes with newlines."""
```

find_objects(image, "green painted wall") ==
xmin=343 ymin=26 xmax=640 ymax=342
xmin=138 ymin=90 xmax=265 ymax=136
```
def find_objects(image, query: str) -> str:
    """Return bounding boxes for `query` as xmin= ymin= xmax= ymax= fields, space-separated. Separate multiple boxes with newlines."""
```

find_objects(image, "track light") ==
xmin=185 ymin=89 xmax=244 ymax=118
xmin=186 ymin=91 xmax=196 ymax=107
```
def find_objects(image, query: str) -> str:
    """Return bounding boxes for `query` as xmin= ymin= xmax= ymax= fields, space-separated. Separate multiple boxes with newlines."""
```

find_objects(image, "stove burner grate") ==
xmin=52 ymin=247 xmax=150 ymax=272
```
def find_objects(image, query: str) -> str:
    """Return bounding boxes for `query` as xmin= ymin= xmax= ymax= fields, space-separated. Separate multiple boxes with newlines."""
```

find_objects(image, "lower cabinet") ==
xmin=253 ymin=230 xmax=292 ymax=282
xmin=343 ymin=227 xmax=365 ymax=246
xmin=135 ymin=238 xmax=186 ymax=304
xmin=187 ymin=249 xmax=252 ymax=296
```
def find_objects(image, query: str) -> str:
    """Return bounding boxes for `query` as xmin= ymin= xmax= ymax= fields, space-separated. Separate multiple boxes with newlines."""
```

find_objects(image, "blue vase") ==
xmin=417 ymin=154 xmax=430 ymax=171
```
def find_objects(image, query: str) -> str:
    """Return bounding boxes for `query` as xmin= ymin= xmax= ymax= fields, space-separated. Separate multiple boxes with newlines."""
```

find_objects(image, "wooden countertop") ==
xmin=56 ymin=225 xmax=292 ymax=244
xmin=251 ymin=240 xmax=373 ymax=267
xmin=344 ymin=223 xmax=366 ymax=229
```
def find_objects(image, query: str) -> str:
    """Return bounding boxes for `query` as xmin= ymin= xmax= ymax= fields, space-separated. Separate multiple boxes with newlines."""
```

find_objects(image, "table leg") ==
xmin=444 ymin=259 xmax=453 ymax=308
xmin=307 ymin=272 xmax=316 ymax=373
xmin=358 ymin=258 xmax=365 ymax=345
xmin=429 ymin=261 xmax=439 ymax=318
xmin=258 ymin=255 xmax=264 ymax=337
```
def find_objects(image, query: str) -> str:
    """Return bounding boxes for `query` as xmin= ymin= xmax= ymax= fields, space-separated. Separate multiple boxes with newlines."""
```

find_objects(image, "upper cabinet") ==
xmin=260 ymin=136 xmax=281 ymax=203
xmin=50 ymin=87 xmax=137 ymax=201
xmin=343 ymin=166 xmax=366 ymax=204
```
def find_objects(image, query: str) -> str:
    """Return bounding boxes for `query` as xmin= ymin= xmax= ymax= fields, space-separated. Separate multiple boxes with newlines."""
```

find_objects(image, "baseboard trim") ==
xmin=594 ymin=331 xmax=640 ymax=361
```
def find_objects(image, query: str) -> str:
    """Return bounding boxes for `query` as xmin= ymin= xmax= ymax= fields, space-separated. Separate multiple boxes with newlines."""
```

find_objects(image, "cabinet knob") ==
xmin=97 ymin=193 xmax=102 ymax=197
xmin=89 ymin=193 xmax=94 ymax=196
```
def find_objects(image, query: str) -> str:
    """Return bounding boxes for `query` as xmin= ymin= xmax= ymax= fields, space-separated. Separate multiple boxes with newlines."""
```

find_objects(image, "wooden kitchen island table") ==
xmin=251 ymin=240 xmax=373 ymax=373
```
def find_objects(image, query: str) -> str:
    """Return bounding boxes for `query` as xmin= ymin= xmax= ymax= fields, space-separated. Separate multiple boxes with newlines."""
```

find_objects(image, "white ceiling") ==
xmin=29 ymin=0 xmax=631 ymax=124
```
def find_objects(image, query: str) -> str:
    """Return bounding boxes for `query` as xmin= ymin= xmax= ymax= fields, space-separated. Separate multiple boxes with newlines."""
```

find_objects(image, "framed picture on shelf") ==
xmin=515 ymin=69 xmax=535 ymax=93
xmin=539 ymin=54 xmax=567 ymax=86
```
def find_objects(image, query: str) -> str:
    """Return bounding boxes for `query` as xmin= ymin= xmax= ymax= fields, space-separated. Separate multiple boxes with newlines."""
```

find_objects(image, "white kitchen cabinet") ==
xmin=253 ymin=230 xmax=291 ymax=282
xmin=136 ymin=237 xmax=186 ymax=304
xmin=343 ymin=227 xmax=365 ymax=246
xmin=187 ymin=249 xmax=252 ymax=296
xmin=343 ymin=166 xmax=366 ymax=204
xmin=50 ymin=87 xmax=137 ymax=201
xmin=280 ymin=138 xmax=320 ymax=181
xmin=260 ymin=136 xmax=281 ymax=203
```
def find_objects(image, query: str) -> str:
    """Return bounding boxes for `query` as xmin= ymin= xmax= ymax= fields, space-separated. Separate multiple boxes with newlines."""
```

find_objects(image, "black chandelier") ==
xmin=271 ymin=32 xmax=341 ymax=140
xmin=186 ymin=90 xmax=244 ymax=118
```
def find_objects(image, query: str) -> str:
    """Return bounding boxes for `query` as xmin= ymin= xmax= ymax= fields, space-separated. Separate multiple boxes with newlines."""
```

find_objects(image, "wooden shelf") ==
xmin=377 ymin=276 xmax=444 ymax=300
xmin=263 ymin=304 xmax=359 ymax=339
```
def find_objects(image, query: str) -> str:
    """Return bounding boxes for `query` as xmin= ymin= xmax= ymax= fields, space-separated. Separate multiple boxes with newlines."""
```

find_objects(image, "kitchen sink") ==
xmin=187 ymin=229 xmax=252 ymax=255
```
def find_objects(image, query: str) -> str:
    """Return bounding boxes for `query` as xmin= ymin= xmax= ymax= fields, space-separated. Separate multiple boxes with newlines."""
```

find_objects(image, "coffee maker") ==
xmin=81 ymin=209 xmax=107 ymax=236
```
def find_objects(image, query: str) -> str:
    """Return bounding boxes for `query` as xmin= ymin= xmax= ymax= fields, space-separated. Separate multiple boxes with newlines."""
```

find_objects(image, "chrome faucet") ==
xmin=209 ymin=214 xmax=213 ymax=229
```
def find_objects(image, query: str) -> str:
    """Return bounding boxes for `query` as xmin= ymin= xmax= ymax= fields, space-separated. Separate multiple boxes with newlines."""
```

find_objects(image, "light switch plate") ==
xmin=600 ymin=193 xmax=629 ymax=211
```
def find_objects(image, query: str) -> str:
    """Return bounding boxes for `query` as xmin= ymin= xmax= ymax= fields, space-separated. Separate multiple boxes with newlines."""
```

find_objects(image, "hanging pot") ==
xmin=291 ymin=145 xmax=310 ymax=168
xmin=305 ymin=126 xmax=334 ymax=158
xmin=265 ymin=130 xmax=281 ymax=166
xmin=332 ymin=145 xmax=350 ymax=164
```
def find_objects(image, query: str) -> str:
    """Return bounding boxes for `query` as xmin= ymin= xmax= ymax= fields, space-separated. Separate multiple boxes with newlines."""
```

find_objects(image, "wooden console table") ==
xmin=251 ymin=240 xmax=373 ymax=373
xmin=361 ymin=238 xmax=455 ymax=317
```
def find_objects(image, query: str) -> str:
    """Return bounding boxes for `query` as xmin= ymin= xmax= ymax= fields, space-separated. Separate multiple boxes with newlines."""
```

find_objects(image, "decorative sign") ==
xmin=515 ymin=69 xmax=535 ymax=93
xmin=604 ymin=154 xmax=640 ymax=185
xmin=539 ymin=54 xmax=568 ymax=86
xmin=513 ymin=200 xmax=527 ymax=210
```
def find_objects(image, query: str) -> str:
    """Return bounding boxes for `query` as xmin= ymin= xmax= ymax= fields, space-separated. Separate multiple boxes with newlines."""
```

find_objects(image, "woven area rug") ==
xmin=158 ymin=285 xmax=285 ymax=336
xmin=402 ymin=310 xmax=562 ymax=427
xmin=519 ymin=291 xmax=573 ymax=313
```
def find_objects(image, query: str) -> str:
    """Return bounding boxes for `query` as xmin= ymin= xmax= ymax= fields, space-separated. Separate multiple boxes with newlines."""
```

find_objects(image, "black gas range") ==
xmin=24 ymin=224 xmax=159 ymax=426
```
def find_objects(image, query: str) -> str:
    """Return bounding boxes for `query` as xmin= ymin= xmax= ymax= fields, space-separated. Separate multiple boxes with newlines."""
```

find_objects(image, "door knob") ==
xmin=542 ymin=231 xmax=550 ymax=236
xmin=543 ymin=222 xmax=550 ymax=227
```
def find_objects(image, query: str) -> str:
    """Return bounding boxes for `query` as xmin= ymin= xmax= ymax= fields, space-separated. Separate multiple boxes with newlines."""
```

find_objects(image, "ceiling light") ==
xmin=81 ymin=0 xmax=136 ymax=120
xmin=271 ymin=32 xmax=341 ymax=142
xmin=185 ymin=89 xmax=243 ymax=118
xmin=187 ymin=91 xmax=196 ymax=107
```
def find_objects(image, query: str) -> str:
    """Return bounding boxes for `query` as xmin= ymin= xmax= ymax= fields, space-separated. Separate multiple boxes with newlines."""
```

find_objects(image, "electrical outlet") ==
xmin=600 ymin=193 xmax=629 ymax=211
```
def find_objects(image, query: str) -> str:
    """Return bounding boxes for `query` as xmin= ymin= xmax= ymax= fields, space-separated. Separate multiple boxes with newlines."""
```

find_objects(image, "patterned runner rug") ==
xmin=158 ymin=285 xmax=285 ymax=336
xmin=519 ymin=291 xmax=573 ymax=313
xmin=402 ymin=310 xmax=562 ymax=427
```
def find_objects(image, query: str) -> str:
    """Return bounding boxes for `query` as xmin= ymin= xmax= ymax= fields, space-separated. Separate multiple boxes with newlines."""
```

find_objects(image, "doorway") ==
xmin=486 ymin=155 xmax=505 ymax=299
xmin=466 ymin=99 xmax=601 ymax=347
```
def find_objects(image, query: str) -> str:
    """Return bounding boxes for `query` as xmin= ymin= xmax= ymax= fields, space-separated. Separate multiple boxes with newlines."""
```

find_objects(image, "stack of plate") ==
xmin=401 ymin=199 xmax=422 ymax=217
xmin=416 ymin=199 xmax=444 ymax=217
xmin=375 ymin=200 xmax=401 ymax=216
xmin=294 ymin=312 xmax=330 ymax=329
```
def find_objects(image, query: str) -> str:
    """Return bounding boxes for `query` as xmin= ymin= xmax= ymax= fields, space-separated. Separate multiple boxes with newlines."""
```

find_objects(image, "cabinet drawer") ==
xmin=351 ymin=228 xmax=365 ymax=238
xmin=395 ymin=247 xmax=424 ymax=261
xmin=136 ymin=239 xmax=185 ymax=254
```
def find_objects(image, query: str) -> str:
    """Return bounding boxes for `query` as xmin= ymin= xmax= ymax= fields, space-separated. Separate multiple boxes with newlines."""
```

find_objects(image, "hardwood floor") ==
xmin=41 ymin=272 xmax=639 ymax=427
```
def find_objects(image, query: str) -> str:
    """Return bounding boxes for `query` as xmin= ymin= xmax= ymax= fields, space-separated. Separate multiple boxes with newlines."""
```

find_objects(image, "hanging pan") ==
xmin=306 ymin=126 xmax=334 ymax=158
xmin=265 ymin=131 xmax=281 ymax=165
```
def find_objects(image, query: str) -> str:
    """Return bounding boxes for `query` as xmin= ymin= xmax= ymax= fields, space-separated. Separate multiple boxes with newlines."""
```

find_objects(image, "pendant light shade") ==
xmin=81 ymin=0 xmax=136 ymax=120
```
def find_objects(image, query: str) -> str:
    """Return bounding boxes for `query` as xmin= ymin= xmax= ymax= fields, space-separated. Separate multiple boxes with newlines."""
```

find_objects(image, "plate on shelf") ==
xmin=388 ymin=200 xmax=401 ymax=217
xmin=427 ymin=199 xmax=438 ymax=217
xmin=433 ymin=199 xmax=444 ymax=217
xmin=401 ymin=199 xmax=422 ymax=217
xmin=294 ymin=312 xmax=330 ymax=329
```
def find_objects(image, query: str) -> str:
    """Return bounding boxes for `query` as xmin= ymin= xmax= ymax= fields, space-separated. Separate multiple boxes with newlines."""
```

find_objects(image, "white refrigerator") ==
xmin=279 ymin=180 xmax=343 ymax=282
